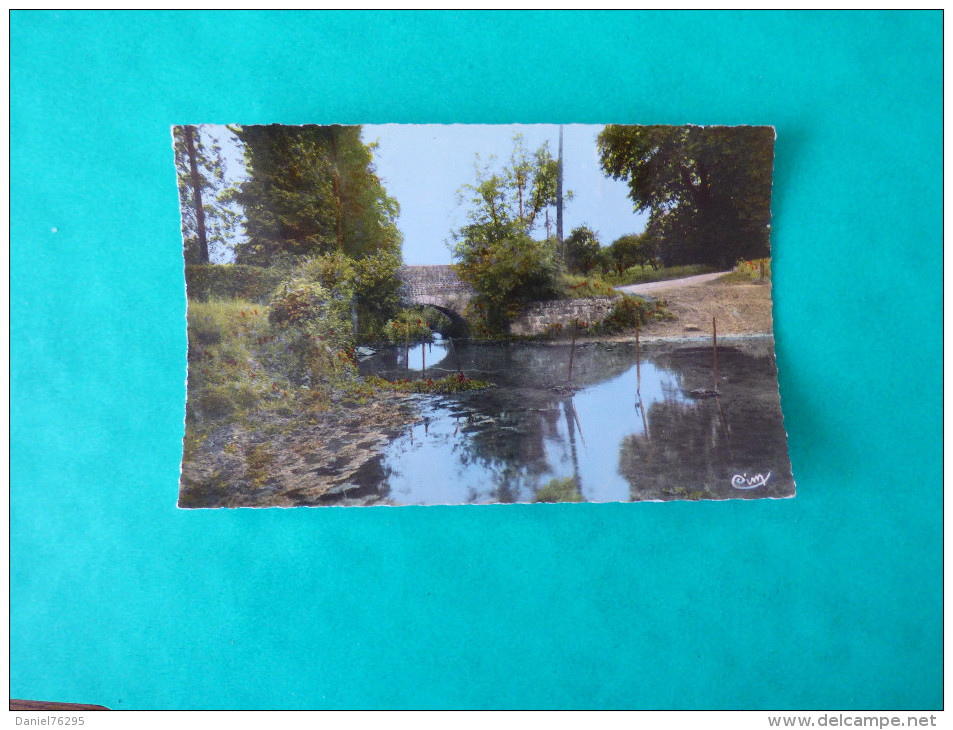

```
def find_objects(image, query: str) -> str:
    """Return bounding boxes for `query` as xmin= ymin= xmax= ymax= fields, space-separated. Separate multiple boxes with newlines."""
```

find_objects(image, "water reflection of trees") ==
xmin=453 ymin=397 xmax=562 ymax=503
xmin=407 ymin=342 xmax=640 ymax=502
xmin=620 ymin=348 xmax=794 ymax=501
xmin=361 ymin=340 xmax=793 ymax=504
xmin=361 ymin=340 xmax=640 ymax=391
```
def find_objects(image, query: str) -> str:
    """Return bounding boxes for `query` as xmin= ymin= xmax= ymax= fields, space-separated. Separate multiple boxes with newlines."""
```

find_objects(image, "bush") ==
xmin=185 ymin=295 xmax=357 ymax=431
xmin=383 ymin=309 xmax=427 ymax=344
xmin=269 ymin=280 xmax=331 ymax=326
xmin=266 ymin=278 xmax=356 ymax=386
xmin=564 ymin=225 xmax=601 ymax=275
xmin=558 ymin=273 xmax=619 ymax=299
xmin=720 ymin=257 xmax=771 ymax=283
xmin=353 ymin=249 xmax=404 ymax=340
xmin=185 ymin=264 xmax=283 ymax=303
xmin=534 ymin=476 xmax=584 ymax=503
xmin=591 ymin=295 xmax=661 ymax=333
xmin=452 ymin=229 xmax=561 ymax=333
xmin=383 ymin=306 xmax=450 ymax=344
xmin=293 ymin=251 xmax=356 ymax=298
xmin=188 ymin=314 xmax=223 ymax=347
xmin=366 ymin=373 xmax=493 ymax=395
xmin=285 ymin=250 xmax=404 ymax=342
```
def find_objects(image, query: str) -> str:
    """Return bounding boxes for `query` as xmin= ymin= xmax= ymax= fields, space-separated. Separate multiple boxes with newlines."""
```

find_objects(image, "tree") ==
xmin=608 ymin=233 xmax=659 ymax=275
xmin=172 ymin=125 xmax=240 ymax=263
xmin=458 ymin=134 xmax=565 ymax=243
xmin=449 ymin=135 xmax=567 ymax=331
xmin=564 ymin=225 xmax=601 ymax=275
xmin=556 ymin=124 xmax=564 ymax=247
xmin=597 ymin=125 xmax=775 ymax=267
xmin=233 ymin=125 xmax=401 ymax=265
xmin=452 ymin=226 xmax=560 ymax=332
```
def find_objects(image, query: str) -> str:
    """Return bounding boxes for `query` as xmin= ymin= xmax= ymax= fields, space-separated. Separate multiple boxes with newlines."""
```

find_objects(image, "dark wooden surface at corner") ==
xmin=10 ymin=700 xmax=110 ymax=711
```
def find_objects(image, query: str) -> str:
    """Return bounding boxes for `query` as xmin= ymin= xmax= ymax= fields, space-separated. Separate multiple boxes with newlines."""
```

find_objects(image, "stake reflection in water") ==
xmin=635 ymin=325 xmax=649 ymax=438
xmin=356 ymin=339 xmax=794 ymax=505
xmin=562 ymin=398 xmax=584 ymax=493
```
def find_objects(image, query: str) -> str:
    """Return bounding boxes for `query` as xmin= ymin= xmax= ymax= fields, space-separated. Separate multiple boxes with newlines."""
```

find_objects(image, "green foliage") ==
xmin=196 ymin=388 xmax=235 ymax=420
xmin=534 ymin=476 xmax=584 ymax=503
xmin=287 ymin=249 xmax=404 ymax=342
xmin=564 ymin=225 xmax=601 ymax=274
xmin=602 ymin=263 xmax=717 ymax=287
xmin=384 ymin=309 xmax=435 ymax=343
xmin=452 ymin=230 xmax=561 ymax=332
xmin=598 ymin=125 xmax=774 ymax=267
xmin=383 ymin=306 xmax=452 ymax=343
xmin=293 ymin=250 xmax=356 ymax=296
xmin=589 ymin=295 xmax=664 ymax=333
xmin=419 ymin=306 xmax=452 ymax=334
xmin=233 ymin=125 xmax=401 ymax=265
xmin=449 ymin=134 xmax=571 ymax=333
xmin=186 ymin=300 xmax=283 ymax=425
xmin=593 ymin=246 xmax=614 ymax=277
xmin=172 ymin=125 xmax=242 ymax=263
xmin=185 ymin=295 xmax=360 ymax=430
xmin=352 ymin=248 xmax=404 ymax=340
xmin=185 ymin=264 xmax=283 ymax=303
xmin=607 ymin=233 xmax=659 ymax=276
xmin=455 ymin=134 xmax=566 ymax=239
xmin=233 ymin=125 xmax=335 ymax=262
xmin=558 ymin=273 xmax=619 ymax=299
xmin=366 ymin=373 xmax=493 ymax=395
xmin=266 ymin=278 xmax=355 ymax=383
xmin=719 ymin=257 xmax=772 ymax=284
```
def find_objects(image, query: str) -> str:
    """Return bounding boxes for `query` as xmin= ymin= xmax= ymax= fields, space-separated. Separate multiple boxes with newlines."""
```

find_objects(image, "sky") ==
xmin=363 ymin=124 xmax=648 ymax=265
xmin=196 ymin=124 xmax=648 ymax=265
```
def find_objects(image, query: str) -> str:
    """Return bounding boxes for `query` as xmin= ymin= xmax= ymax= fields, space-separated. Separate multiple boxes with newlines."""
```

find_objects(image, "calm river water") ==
xmin=352 ymin=335 xmax=794 ymax=505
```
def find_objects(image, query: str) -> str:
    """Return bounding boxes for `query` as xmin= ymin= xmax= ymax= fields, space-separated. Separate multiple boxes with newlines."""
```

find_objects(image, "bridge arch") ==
xmin=399 ymin=265 xmax=475 ymax=335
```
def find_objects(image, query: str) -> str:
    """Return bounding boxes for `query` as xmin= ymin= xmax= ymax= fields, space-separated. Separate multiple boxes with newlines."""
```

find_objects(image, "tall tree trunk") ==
xmin=184 ymin=125 xmax=209 ymax=263
xmin=333 ymin=170 xmax=343 ymax=251
xmin=330 ymin=135 xmax=344 ymax=251
xmin=557 ymin=125 xmax=564 ymax=252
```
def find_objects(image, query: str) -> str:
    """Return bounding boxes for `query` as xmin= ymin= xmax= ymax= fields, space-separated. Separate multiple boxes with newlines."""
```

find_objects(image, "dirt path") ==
xmin=616 ymin=270 xmax=732 ymax=295
xmin=622 ymin=273 xmax=775 ymax=338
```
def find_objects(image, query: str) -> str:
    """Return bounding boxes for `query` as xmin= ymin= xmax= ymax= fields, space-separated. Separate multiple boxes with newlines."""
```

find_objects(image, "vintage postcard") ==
xmin=175 ymin=123 xmax=793 ymax=507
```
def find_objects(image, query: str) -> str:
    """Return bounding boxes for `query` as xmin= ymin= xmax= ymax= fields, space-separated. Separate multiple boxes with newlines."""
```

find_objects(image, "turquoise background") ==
xmin=11 ymin=11 xmax=942 ymax=710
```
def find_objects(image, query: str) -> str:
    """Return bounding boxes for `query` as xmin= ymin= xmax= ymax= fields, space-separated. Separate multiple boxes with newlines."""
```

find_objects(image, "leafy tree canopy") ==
xmin=233 ymin=125 xmax=401 ymax=265
xmin=450 ymin=134 xmax=568 ymax=331
xmin=608 ymin=233 xmax=659 ymax=275
xmin=455 ymin=134 xmax=569 ymax=244
xmin=564 ymin=225 xmax=601 ymax=275
xmin=598 ymin=125 xmax=774 ymax=267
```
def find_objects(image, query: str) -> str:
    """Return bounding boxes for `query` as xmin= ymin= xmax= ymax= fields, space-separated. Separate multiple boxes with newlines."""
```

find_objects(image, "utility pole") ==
xmin=557 ymin=125 xmax=564 ymax=258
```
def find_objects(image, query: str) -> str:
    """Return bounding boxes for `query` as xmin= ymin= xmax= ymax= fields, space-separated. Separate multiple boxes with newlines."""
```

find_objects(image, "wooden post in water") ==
xmin=567 ymin=319 xmax=577 ymax=384
xmin=712 ymin=315 xmax=719 ymax=392
xmin=405 ymin=325 xmax=410 ymax=368
xmin=421 ymin=335 xmax=426 ymax=377
xmin=635 ymin=324 xmax=641 ymax=394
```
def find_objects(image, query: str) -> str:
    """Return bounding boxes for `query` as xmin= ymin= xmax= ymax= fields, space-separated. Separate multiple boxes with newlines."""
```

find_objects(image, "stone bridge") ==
xmin=399 ymin=265 xmax=474 ymax=319
xmin=398 ymin=264 xmax=618 ymax=337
